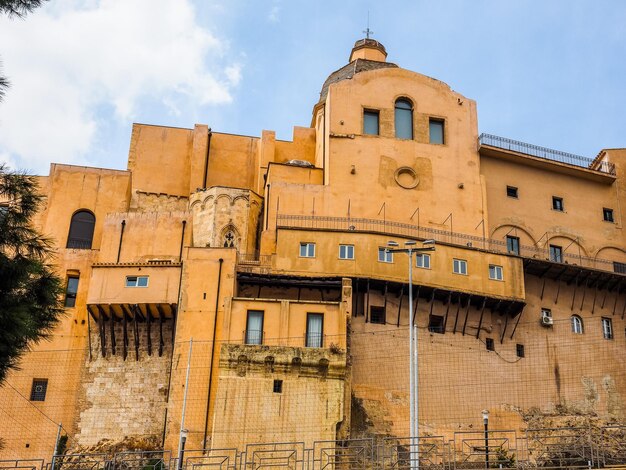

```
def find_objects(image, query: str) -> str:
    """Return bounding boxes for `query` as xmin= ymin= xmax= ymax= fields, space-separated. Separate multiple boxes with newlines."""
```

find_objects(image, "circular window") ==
xmin=394 ymin=166 xmax=419 ymax=189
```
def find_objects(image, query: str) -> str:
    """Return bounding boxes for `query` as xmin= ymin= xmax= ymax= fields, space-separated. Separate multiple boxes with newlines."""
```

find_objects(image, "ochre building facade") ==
xmin=1 ymin=38 xmax=625 ymax=459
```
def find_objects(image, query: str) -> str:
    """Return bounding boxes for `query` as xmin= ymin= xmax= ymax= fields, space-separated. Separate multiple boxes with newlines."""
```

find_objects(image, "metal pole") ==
xmin=411 ymin=249 xmax=419 ymax=470
xmin=178 ymin=338 xmax=193 ymax=470
xmin=408 ymin=248 xmax=415 ymax=469
xmin=52 ymin=421 xmax=62 ymax=469
xmin=483 ymin=413 xmax=489 ymax=469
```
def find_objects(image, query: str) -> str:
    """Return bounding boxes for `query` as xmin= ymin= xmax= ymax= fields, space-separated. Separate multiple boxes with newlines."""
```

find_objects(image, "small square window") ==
xmin=603 ymin=208 xmax=614 ymax=222
xmin=552 ymin=197 xmax=564 ymax=211
xmin=339 ymin=244 xmax=354 ymax=260
xmin=416 ymin=253 xmax=430 ymax=269
xmin=506 ymin=236 xmax=520 ymax=255
xmin=613 ymin=262 xmax=626 ymax=274
xmin=378 ymin=247 xmax=393 ymax=263
xmin=506 ymin=186 xmax=518 ymax=198
xmin=489 ymin=265 xmax=503 ymax=281
xmin=428 ymin=315 xmax=445 ymax=334
xmin=299 ymin=242 xmax=315 ymax=258
xmin=64 ymin=276 xmax=79 ymax=308
xmin=485 ymin=338 xmax=495 ymax=351
xmin=370 ymin=306 xmax=386 ymax=325
xmin=516 ymin=344 xmax=525 ymax=358
xmin=602 ymin=317 xmax=613 ymax=340
xmin=363 ymin=109 xmax=380 ymax=136
xmin=453 ymin=258 xmax=467 ymax=275
xmin=125 ymin=276 xmax=149 ymax=288
xmin=30 ymin=379 xmax=48 ymax=401
xmin=273 ymin=379 xmax=283 ymax=394
xmin=429 ymin=119 xmax=444 ymax=144
xmin=549 ymin=245 xmax=563 ymax=263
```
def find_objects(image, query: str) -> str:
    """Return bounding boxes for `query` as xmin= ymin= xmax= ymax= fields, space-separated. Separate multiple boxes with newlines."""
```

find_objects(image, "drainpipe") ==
xmin=116 ymin=220 xmax=126 ymax=263
xmin=203 ymin=129 xmax=212 ymax=189
xmin=202 ymin=258 xmax=223 ymax=449
xmin=179 ymin=220 xmax=187 ymax=262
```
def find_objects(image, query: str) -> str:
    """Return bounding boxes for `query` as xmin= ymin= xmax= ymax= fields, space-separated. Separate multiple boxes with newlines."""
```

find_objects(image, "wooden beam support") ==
xmin=107 ymin=305 xmax=116 ymax=356
xmin=96 ymin=305 xmax=107 ymax=357
xmin=462 ymin=295 xmax=472 ymax=336
xmin=453 ymin=294 xmax=462 ymax=334
xmin=613 ymin=287 xmax=620 ymax=316
xmin=540 ymin=279 xmax=546 ymax=300
xmin=555 ymin=279 xmax=562 ymax=304
xmin=122 ymin=305 xmax=128 ymax=361
xmin=397 ymin=284 xmax=404 ymax=327
xmin=157 ymin=304 xmax=165 ymax=357
xmin=475 ymin=298 xmax=487 ymax=339
xmin=383 ymin=282 xmax=388 ymax=323
xmin=442 ymin=291 xmax=452 ymax=332
xmin=146 ymin=304 xmax=152 ymax=356
xmin=132 ymin=304 xmax=140 ymax=360
xmin=591 ymin=283 xmax=598 ymax=315
xmin=170 ymin=304 xmax=177 ymax=345
xmin=579 ymin=278 xmax=589 ymax=311
xmin=365 ymin=279 xmax=370 ymax=323
xmin=510 ymin=306 xmax=525 ymax=340
xmin=500 ymin=303 xmax=513 ymax=344
xmin=428 ymin=289 xmax=436 ymax=318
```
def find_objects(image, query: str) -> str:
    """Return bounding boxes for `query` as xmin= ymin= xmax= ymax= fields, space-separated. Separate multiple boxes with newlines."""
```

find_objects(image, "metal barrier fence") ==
xmin=26 ymin=426 xmax=626 ymax=470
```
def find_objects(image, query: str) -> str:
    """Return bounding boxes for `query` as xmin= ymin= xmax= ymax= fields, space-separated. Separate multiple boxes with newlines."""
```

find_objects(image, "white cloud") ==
xmin=0 ymin=0 xmax=242 ymax=173
xmin=268 ymin=1 xmax=280 ymax=23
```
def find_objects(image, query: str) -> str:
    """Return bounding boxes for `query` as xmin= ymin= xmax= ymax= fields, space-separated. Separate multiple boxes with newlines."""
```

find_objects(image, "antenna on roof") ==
xmin=363 ymin=11 xmax=373 ymax=39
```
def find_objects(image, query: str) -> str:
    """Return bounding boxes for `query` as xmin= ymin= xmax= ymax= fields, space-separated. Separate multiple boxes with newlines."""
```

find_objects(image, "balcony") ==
xmin=479 ymin=133 xmax=616 ymax=177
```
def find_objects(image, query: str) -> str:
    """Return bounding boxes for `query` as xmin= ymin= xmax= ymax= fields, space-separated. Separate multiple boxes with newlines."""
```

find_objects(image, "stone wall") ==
xmin=73 ymin=319 xmax=174 ymax=449
xmin=210 ymin=344 xmax=347 ymax=449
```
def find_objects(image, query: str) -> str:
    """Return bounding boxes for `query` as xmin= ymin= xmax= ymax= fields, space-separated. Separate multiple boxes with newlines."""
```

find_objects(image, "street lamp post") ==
xmin=386 ymin=239 xmax=435 ymax=470
xmin=482 ymin=409 xmax=490 ymax=469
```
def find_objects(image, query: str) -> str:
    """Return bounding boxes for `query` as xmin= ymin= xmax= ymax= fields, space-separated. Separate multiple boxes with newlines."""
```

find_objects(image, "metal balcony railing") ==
xmin=479 ymin=133 xmax=616 ymax=175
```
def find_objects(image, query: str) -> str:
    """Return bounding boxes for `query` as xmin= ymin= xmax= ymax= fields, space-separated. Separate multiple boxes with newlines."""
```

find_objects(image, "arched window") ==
xmin=395 ymin=98 xmax=413 ymax=139
xmin=571 ymin=315 xmax=584 ymax=334
xmin=223 ymin=230 xmax=237 ymax=248
xmin=66 ymin=210 xmax=95 ymax=249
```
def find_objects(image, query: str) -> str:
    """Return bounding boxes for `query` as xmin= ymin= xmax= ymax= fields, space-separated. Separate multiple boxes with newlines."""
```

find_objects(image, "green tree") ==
xmin=0 ymin=0 xmax=48 ymax=100
xmin=0 ymin=164 xmax=64 ymax=383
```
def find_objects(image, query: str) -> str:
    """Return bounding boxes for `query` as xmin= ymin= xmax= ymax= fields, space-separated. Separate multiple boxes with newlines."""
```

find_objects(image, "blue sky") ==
xmin=1 ymin=0 xmax=625 ymax=174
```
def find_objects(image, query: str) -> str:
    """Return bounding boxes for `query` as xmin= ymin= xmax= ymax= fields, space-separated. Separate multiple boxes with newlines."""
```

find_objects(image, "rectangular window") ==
xmin=245 ymin=310 xmax=264 ymax=345
xmin=363 ymin=109 xmax=380 ymax=136
xmin=516 ymin=344 xmax=525 ymax=358
xmin=552 ymin=196 xmax=564 ymax=211
xmin=603 ymin=208 xmax=614 ymax=222
xmin=416 ymin=253 xmax=431 ymax=269
xmin=613 ymin=262 xmax=626 ymax=274
xmin=125 ymin=275 xmax=149 ymax=287
xmin=378 ymin=247 xmax=393 ymax=263
xmin=453 ymin=259 xmax=467 ymax=275
xmin=485 ymin=338 xmax=495 ymax=351
xmin=549 ymin=245 xmax=563 ymax=263
xmin=339 ymin=244 xmax=354 ymax=260
xmin=506 ymin=186 xmax=518 ymax=198
xmin=273 ymin=379 xmax=283 ymax=394
xmin=30 ymin=379 xmax=48 ymax=402
xmin=306 ymin=313 xmax=324 ymax=348
xmin=429 ymin=119 xmax=444 ymax=144
xmin=299 ymin=242 xmax=315 ymax=258
xmin=64 ymin=276 xmax=79 ymax=308
xmin=506 ymin=236 xmax=520 ymax=255
xmin=370 ymin=306 xmax=386 ymax=325
xmin=489 ymin=265 xmax=503 ymax=281
xmin=428 ymin=315 xmax=445 ymax=334
xmin=602 ymin=317 xmax=613 ymax=340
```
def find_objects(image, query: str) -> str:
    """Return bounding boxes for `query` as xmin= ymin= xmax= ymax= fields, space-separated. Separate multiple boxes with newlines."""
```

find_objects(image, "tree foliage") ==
xmin=0 ymin=0 xmax=47 ymax=17
xmin=0 ymin=164 xmax=64 ymax=383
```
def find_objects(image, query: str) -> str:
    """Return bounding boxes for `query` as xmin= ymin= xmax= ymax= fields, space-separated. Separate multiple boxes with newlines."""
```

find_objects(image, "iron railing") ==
xmin=274 ymin=214 xmax=619 ymax=273
xmin=41 ymin=426 xmax=626 ymax=470
xmin=479 ymin=133 xmax=616 ymax=175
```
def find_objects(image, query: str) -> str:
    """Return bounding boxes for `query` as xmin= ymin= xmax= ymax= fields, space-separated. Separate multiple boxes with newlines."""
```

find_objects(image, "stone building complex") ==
xmin=1 ymin=38 xmax=625 ymax=460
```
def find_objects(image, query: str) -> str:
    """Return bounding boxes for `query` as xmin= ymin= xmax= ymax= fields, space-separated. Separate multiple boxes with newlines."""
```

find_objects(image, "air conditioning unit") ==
xmin=541 ymin=311 xmax=553 ymax=327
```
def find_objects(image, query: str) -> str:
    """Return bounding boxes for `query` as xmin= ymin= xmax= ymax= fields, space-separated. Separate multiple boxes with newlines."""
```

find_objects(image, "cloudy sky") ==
xmin=0 ymin=0 xmax=625 ymax=174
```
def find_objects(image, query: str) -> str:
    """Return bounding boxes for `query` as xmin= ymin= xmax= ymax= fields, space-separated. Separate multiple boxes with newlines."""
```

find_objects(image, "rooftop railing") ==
xmin=479 ymin=133 xmax=616 ymax=175
xmin=275 ymin=214 xmax=619 ymax=273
